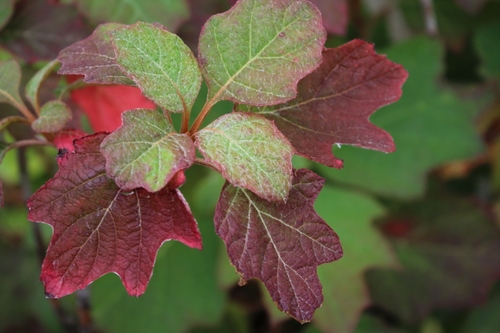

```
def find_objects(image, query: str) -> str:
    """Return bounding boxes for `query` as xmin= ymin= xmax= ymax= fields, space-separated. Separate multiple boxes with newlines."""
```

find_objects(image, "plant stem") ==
xmin=10 ymin=98 xmax=36 ymax=122
xmin=181 ymin=107 xmax=190 ymax=133
xmin=189 ymin=98 xmax=216 ymax=135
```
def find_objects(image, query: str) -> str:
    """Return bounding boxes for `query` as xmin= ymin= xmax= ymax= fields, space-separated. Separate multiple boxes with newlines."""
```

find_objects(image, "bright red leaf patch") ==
xmin=250 ymin=39 xmax=408 ymax=168
xmin=214 ymin=169 xmax=342 ymax=322
xmin=27 ymin=133 xmax=202 ymax=298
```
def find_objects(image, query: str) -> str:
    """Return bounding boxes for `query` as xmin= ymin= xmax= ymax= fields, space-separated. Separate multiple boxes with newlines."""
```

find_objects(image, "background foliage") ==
xmin=1 ymin=0 xmax=500 ymax=332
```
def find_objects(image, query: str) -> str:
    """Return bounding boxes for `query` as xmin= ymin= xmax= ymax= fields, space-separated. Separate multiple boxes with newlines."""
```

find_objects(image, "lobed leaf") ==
xmin=75 ymin=0 xmax=189 ymax=32
xmin=0 ymin=60 xmax=24 ymax=110
xmin=214 ymin=169 xmax=342 ymax=322
xmin=31 ymin=100 xmax=72 ymax=133
xmin=195 ymin=112 xmax=293 ymax=202
xmin=111 ymin=22 xmax=202 ymax=113
xmin=101 ymin=109 xmax=195 ymax=192
xmin=246 ymin=40 xmax=408 ymax=169
xmin=27 ymin=133 xmax=202 ymax=298
xmin=58 ymin=23 xmax=133 ymax=85
xmin=198 ymin=0 xmax=326 ymax=106
xmin=25 ymin=59 xmax=59 ymax=112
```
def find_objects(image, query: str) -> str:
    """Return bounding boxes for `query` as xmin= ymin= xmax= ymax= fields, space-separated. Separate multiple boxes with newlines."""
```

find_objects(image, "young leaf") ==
xmin=111 ymin=22 xmax=202 ymax=113
xmin=246 ymin=40 xmax=408 ymax=169
xmin=214 ymin=169 xmax=342 ymax=322
xmin=0 ymin=60 xmax=26 ymax=111
xmin=58 ymin=23 xmax=134 ymax=85
xmin=198 ymin=0 xmax=326 ymax=106
xmin=69 ymin=84 xmax=157 ymax=132
xmin=27 ymin=133 xmax=202 ymax=298
xmin=195 ymin=112 xmax=293 ymax=202
xmin=25 ymin=59 xmax=59 ymax=113
xmin=75 ymin=0 xmax=189 ymax=32
xmin=101 ymin=109 xmax=195 ymax=192
xmin=31 ymin=101 xmax=72 ymax=133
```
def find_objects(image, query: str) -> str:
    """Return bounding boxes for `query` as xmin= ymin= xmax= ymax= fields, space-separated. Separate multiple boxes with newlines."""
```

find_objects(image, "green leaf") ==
xmin=31 ymin=101 xmax=72 ymax=133
xmin=25 ymin=60 xmax=59 ymax=113
xmin=0 ymin=60 xmax=25 ymax=111
xmin=198 ymin=0 xmax=326 ymax=106
xmin=76 ymin=0 xmax=189 ymax=32
xmin=100 ymin=109 xmax=195 ymax=192
xmin=475 ymin=21 xmax=500 ymax=80
xmin=317 ymin=37 xmax=484 ymax=199
xmin=111 ymin=22 xmax=202 ymax=113
xmin=0 ymin=0 xmax=14 ymax=31
xmin=195 ymin=112 xmax=293 ymax=202
xmin=310 ymin=186 xmax=397 ymax=333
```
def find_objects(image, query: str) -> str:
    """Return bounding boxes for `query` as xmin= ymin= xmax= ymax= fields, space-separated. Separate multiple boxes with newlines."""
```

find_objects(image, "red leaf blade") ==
xmin=214 ymin=169 xmax=342 ymax=322
xmin=27 ymin=133 xmax=202 ymax=298
xmin=250 ymin=40 xmax=408 ymax=168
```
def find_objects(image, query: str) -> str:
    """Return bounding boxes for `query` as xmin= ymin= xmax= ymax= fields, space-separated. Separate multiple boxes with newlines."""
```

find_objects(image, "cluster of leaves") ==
xmin=2 ymin=0 xmax=500 ymax=333
xmin=0 ymin=0 xmax=407 ymax=324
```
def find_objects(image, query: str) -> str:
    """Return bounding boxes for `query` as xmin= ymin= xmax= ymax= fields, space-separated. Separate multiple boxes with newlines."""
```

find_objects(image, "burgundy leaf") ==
xmin=310 ymin=0 xmax=348 ymax=35
xmin=58 ymin=23 xmax=134 ymax=85
xmin=27 ymin=133 xmax=202 ymax=298
xmin=248 ymin=39 xmax=408 ymax=168
xmin=214 ymin=169 xmax=342 ymax=322
xmin=0 ymin=0 xmax=92 ymax=62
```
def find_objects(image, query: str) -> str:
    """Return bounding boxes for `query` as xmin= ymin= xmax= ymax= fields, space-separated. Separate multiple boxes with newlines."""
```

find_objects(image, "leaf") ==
xmin=27 ymin=133 xmax=202 ymax=298
xmin=0 ymin=0 xmax=14 ymax=31
xmin=25 ymin=59 xmax=59 ymax=112
xmin=53 ymin=128 xmax=87 ymax=152
xmin=198 ymin=0 xmax=326 ymax=106
xmin=100 ymin=109 xmax=196 ymax=192
xmin=31 ymin=100 xmax=72 ymax=133
xmin=69 ymin=84 xmax=157 ymax=132
xmin=247 ymin=40 xmax=407 ymax=169
xmin=214 ymin=169 xmax=342 ymax=322
xmin=0 ymin=0 xmax=93 ymax=62
xmin=310 ymin=185 xmax=397 ymax=333
xmin=75 ymin=0 xmax=189 ymax=32
xmin=309 ymin=0 xmax=348 ymax=35
xmin=58 ymin=23 xmax=134 ymax=85
xmin=195 ymin=112 xmax=293 ymax=202
xmin=91 ymin=217 xmax=226 ymax=333
xmin=111 ymin=22 xmax=202 ymax=113
xmin=317 ymin=37 xmax=484 ymax=198
xmin=0 ymin=60 xmax=25 ymax=110
xmin=460 ymin=286 xmax=500 ymax=333
xmin=474 ymin=21 xmax=500 ymax=80
xmin=366 ymin=192 xmax=500 ymax=323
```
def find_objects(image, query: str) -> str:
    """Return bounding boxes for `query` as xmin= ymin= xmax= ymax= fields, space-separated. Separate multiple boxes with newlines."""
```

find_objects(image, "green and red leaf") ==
xmin=195 ymin=112 xmax=293 ymax=202
xmin=101 ymin=109 xmax=195 ymax=192
xmin=31 ymin=100 xmax=72 ymax=133
xmin=27 ymin=133 xmax=202 ymax=298
xmin=214 ymin=169 xmax=342 ymax=322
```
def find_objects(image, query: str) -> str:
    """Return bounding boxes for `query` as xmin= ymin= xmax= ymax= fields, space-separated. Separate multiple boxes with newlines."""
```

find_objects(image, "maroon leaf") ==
xmin=214 ymin=168 xmax=342 ymax=322
xmin=58 ymin=23 xmax=134 ymax=85
xmin=0 ymin=0 xmax=92 ymax=62
xmin=247 ymin=39 xmax=408 ymax=168
xmin=310 ymin=0 xmax=348 ymax=35
xmin=27 ymin=133 xmax=202 ymax=298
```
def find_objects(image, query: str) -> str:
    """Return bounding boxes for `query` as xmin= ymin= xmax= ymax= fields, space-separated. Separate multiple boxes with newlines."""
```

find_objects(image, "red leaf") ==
xmin=310 ymin=0 xmax=348 ymax=35
xmin=53 ymin=128 xmax=88 ymax=152
xmin=27 ymin=133 xmax=202 ymax=298
xmin=214 ymin=169 xmax=342 ymax=322
xmin=252 ymin=39 xmax=408 ymax=168
xmin=70 ymin=85 xmax=157 ymax=132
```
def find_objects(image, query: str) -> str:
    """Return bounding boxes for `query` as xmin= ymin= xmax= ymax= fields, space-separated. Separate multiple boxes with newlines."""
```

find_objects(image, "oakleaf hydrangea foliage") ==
xmin=0 ymin=0 xmax=407 ymax=323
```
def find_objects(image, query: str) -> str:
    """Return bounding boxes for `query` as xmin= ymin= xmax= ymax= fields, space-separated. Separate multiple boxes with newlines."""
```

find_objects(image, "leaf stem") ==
xmin=4 ymin=139 xmax=53 ymax=156
xmin=7 ymin=96 xmax=36 ymax=122
xmin=181 ymin=107 xmax=190 ymax=133
xmin=194 ymin=157 xmax=219 ymax=172
xmin=189 ymin=98 xmax=216 ymax=135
